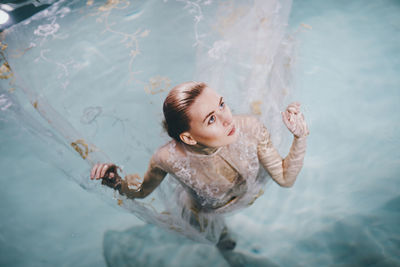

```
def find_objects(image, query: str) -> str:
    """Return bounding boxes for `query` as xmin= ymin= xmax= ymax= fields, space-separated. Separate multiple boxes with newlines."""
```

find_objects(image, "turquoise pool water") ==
xmin=1 ymin=0 xmax=399 ymax=266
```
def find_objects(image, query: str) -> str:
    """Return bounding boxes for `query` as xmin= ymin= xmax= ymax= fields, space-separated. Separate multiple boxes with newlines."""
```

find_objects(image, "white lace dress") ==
xmin=154 ymin=116 xmax=270 ymax=214
xmin=144 ymin=115 xmax=306 ymax=243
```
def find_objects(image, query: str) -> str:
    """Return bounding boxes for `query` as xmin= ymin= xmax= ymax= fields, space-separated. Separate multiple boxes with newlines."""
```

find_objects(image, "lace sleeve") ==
xmin=256 ymin=118 xmax=307 ymax=187
xmin=256 ymin=122 xmax=284 ymax=182
xmin=119 ymin=149 xmax=168 ymax=199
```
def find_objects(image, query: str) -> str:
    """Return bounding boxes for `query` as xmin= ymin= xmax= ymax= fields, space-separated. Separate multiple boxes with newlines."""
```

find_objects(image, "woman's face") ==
xmin=181 ymin=86 xmax=238 ymax=148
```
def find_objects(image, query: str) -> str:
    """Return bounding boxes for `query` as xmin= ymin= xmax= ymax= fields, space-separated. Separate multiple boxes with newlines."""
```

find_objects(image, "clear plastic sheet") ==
xmin=0 ymin=0 xmax=294 ymax=244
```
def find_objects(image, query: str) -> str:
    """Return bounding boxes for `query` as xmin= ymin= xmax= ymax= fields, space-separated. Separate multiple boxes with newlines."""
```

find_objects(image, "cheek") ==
xmin=207 ymin=126 xmax=228 ymax=141
xmin=194 ymin=125 xmax=223 ymax=141
xmin=199 ymin=127 xmax=220 ymax=140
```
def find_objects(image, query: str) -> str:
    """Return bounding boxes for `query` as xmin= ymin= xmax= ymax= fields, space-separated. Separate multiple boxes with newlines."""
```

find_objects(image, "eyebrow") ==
xmin=203 ymin=97 xmax=223 ymax=123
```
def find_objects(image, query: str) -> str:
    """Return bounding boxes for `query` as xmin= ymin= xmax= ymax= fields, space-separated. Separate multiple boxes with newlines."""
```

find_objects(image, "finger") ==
xmin=289 ymin=111 xmax=296 ymax=122
xmin=95 ymin=164 xmax=105 ymax=179
xmin=288 ymin=106 xmax=297 ymax=114
xmin=286 ymin=103 xmax=297 ymax=112
xmin=90 ymin=164 xmax=99 ymax=179
xmin=287 ymin=111 xmax=295 ymax=124
xmin=92 ymin=164 xmax=102 ymax=179
xmin=100 ymin=164 xmax=110 ymax=178
xmin=284 ymin=111 xmax=297 ymax=134
xmin=288 ymin=103 xmax=300 ymax=114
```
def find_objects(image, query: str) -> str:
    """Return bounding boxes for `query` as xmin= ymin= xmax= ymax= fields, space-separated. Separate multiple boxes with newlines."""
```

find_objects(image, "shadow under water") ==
xmin=103 ymin=224 xmax=279 ymax=267
xmin=103 ymin=196 xmax=400 ymax=267
xmin=281 ymin=196 xmax=400 ymax=267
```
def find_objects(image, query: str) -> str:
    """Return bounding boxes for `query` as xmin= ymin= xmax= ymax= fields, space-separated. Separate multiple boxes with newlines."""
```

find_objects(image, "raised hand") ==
xmin=90 ymin=163 xmax=122 ymax=189
xmin=281 ymin=102 xmax=309 ymax=138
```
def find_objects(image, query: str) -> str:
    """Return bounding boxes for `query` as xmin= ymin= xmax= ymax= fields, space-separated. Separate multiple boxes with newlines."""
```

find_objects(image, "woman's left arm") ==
xmin=257 ymin=102 xmax=309 ymax=187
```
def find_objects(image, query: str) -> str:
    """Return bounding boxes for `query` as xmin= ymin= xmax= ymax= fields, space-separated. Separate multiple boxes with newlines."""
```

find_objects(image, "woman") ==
xmin=90 ymin=81 xmax=309 ymax=249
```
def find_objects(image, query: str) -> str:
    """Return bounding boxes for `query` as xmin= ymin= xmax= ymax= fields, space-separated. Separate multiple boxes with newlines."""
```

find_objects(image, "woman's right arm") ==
xmin=120 ymin=159 xmax=167 ymax=199
xmin=90 ymin=154 xmax=167 ymax=199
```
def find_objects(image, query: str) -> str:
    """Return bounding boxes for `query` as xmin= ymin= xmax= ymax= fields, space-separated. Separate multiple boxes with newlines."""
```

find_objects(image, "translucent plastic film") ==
xmin=0 ymin=0 xmax=294 ymax=243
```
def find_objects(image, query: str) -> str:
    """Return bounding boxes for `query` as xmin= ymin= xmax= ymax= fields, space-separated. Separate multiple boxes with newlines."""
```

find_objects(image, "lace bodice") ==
xmin=152 ymin=115 xmax=271 ymax=213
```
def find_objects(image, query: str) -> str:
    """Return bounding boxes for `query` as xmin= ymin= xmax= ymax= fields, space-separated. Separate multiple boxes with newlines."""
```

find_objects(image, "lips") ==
xmin=228 ymin=125 xmax=236 ymax=136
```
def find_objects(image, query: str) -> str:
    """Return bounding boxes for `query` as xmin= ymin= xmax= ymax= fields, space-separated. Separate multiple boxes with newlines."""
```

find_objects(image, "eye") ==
xmin=208 ymin=115 xmax=216 ymax=124
xmin=219 ymin=101 xmax=225 ymax=109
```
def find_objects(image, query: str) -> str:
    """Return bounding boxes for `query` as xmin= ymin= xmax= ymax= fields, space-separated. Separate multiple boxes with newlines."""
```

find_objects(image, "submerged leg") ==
xmin=184 ymin=206 xmax=236 ymax=250
xmin=216 ymin=226 xmax=236 ymax=250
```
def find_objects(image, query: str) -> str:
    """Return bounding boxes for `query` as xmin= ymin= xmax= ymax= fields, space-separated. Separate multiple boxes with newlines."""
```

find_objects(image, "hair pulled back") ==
xmin=163 ymin=81 xmax=207 ymax=142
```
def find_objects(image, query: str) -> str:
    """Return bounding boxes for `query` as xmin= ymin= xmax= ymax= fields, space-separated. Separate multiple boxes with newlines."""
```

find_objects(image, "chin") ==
xmin=199 ymin=131 xmax=239 ymax=148
xmin=218 ymin=132 xmax=238 ymax=147
xmin=227 ymin=131 xmax=239 ymax=144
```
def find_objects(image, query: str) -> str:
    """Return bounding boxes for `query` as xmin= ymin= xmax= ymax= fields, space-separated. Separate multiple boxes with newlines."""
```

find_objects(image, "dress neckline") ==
xmin=181 ymin=143 xmax=223 ymax=157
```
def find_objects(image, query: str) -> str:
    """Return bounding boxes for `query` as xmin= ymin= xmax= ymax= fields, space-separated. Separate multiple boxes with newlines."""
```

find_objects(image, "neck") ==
xmin=183 ymin=142 xmax=219 ymax=155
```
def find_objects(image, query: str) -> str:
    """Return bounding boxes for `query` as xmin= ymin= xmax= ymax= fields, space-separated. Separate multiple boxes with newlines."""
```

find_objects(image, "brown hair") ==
xmin=163 ymin=81 xmax=207 ymax=142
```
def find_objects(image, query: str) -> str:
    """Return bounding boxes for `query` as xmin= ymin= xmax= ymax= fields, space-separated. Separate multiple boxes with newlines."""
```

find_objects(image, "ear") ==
xmin=179 ymin=132 xmax=197 ymax=145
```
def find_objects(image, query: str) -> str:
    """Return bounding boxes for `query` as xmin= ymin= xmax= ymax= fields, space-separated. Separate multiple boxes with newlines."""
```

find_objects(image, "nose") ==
xmin=221 ymin=109 xmax=232 ymax=127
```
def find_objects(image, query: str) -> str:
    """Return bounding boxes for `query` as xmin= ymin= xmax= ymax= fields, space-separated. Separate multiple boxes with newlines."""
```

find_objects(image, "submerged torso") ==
xmin=154 ymin=116 xmax=270 ymax=213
